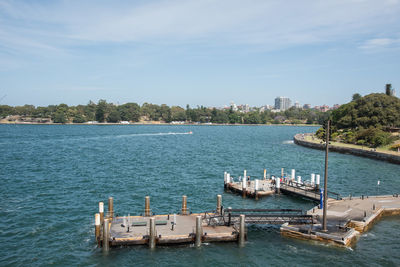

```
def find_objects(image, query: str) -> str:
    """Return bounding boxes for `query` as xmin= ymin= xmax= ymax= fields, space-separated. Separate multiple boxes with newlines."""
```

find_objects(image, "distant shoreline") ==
xmin=0 ymin=121 xmax=320 ymax=127
xmin=294 ymin=133 xmax=400 ymax=164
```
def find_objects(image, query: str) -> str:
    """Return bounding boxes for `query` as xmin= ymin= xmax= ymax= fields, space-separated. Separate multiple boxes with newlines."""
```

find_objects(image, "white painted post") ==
xmin=255 ymin=179 xmax=259 ymax=191
xmin=224 ymin=171 xmax=227 ymax=184
xmin=316 ymin=174 xmax=320 ymax=189
xmin=276 ymin=176 xmax=280 ymax=194
xmin=291 ymin=169 xmax=296 ymax=180
xmin=242 ymin=176 xmax=247 ymax=189
xmin=227 ymin=173 xmax=231 ymax=184
xmin=244 ymin=170 xmax=247 ymax=181
xmin=311 ymin=173 xmax=315 ymax=185
xmin=99 ymin=202 xmax=104 ymax=225
xmin=297 ymin=176 xmax=302 ymax=184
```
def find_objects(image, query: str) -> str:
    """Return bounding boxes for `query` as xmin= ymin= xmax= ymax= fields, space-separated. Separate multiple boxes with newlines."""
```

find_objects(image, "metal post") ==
xmin=216 ymin=195 xmax=222 ymax=215
xmin=195 ymin=216 xmax=202 ymax=247
xmin=108 ymin=197 xmax=114 ymax=219
xmin=102 ymin=218 xmax=110 ymax=252
xmin=95 ymin=213 xmax=101 ymax=245
xmin=239 ymin=214 xmax=246 ymax=246
xmin=99 ymin=202 xmax=104 ymax=226
xmin=149 ymin=217 xmax=156 ymax=249
xmin=322 ymin=120 xmax=330 ymax=232
xmin=145 ymin=196 xmax=151 ymax=216
xmin=181 ymin=195 xmax=188 ymax=215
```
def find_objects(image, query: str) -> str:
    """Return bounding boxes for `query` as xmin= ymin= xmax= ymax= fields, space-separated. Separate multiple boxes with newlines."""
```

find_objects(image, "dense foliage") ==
xmin=0 ymin=100 xmax=328 ymax=125
xmin=318 ymin=93 xmax=400 ymax=148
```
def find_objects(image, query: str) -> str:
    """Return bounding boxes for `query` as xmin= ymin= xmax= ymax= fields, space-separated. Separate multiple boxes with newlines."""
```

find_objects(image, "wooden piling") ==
xmin=99 ymin=202 xmax=104 ymax=225
xmin=149 ymin=217 xmax=156 ymax=249
xmin=195 ymin=216 xmax=203 ymax=247
xmin=103 ymin=218 xmax=110 ymax=252
xmin=239 ymin=214 xmax=246 ymax=246
xmin=95 ymin=213 xmax=100 ymax=245
xmin=263 ymin=169 xmax=267 ymax=180
xmin=108 ymin=197 xmax=114 ymax=219
xmin=181 ymin=195 xmax=188 ymax=215
xmin=145 ymin=196 xmax=151 ymax=216
xmin=216 ymin=195 xmax=222 ymax=215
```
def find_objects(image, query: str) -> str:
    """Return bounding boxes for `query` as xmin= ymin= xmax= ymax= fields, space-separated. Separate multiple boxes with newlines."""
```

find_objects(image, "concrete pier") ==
xmin=281 ymin=195 xmax=400 ymax=246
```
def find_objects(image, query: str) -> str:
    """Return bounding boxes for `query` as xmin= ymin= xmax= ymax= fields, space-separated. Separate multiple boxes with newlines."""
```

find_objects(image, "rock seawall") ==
xmin=294 ymin=133 xmax=400 ymax=165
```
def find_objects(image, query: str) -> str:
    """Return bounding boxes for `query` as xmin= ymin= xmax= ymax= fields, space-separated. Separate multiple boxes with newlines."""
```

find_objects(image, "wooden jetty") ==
xmin=95 ymin=195 xmax=244 ymax=251
xmin=281 ymin=194 xmax=400 ymax=246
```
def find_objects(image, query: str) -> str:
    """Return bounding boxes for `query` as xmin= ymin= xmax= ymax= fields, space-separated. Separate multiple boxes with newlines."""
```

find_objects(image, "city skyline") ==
xmin=1 ymin=1 xmax=399 ymax=107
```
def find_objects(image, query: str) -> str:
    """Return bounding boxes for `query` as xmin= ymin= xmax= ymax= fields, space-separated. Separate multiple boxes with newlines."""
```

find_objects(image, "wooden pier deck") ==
xmin=109 ymin=214 xmax=237 ymax=246
xmin=281 ymin=194 xmax=400 ymax=246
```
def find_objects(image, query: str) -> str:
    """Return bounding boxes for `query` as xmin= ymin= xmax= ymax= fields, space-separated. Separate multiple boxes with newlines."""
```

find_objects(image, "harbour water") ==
xmin=1 ymin=125 xmax=399 ymax=266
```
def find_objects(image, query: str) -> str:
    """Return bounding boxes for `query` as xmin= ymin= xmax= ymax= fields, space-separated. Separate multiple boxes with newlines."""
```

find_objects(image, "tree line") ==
xmin=0 ymin=100 xmax=329 ymax=124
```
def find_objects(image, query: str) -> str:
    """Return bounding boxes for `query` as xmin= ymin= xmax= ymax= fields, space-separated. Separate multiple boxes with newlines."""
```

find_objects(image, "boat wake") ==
xmin=115 ymin=132 xmax=192 ymax=138
xmin=282 ymin=140 xmax=294 ymax=144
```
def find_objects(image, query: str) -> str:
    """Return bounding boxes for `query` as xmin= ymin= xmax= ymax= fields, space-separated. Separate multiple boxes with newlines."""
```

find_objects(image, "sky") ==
xmin=0 ymin=0 xmax=400 ymax=108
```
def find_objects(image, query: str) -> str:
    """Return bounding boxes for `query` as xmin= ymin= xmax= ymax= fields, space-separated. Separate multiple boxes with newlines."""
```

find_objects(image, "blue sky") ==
xmin=0 ymin=0 xmax=400 ymax=107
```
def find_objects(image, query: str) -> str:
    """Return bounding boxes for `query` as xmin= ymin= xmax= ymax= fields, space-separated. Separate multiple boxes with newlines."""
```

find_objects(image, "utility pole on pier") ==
xmin=322 ymin=120 xmax=330 ymax=232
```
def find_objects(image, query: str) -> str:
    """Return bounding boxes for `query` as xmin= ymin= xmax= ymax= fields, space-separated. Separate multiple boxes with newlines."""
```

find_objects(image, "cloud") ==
xmin=1 ymin=0 xmax=400 ymax=54
xmin=359 ymin=38 xmax=400 ymax=50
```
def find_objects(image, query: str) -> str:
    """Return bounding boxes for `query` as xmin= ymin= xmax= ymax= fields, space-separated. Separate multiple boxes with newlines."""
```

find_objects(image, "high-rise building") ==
xmin=294 ymin=101 xmax=301 ymax=109
xmin=274 ymin=97 xmax=292 ymax=111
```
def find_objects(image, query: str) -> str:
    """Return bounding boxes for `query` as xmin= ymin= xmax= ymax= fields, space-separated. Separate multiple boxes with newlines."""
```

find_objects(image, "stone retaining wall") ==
xmin=294 ymin=133 xmax=400 ymax=165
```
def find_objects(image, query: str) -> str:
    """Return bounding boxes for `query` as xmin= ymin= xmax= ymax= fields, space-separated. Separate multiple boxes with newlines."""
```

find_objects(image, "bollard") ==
xmin=102 ymin=219 xmax=110 ymax=252
xmin=316 ymin=175 xmax=320 ymax=190
xmin=263 ymin=169 xmax=267 ymax=180
xmin=182 ymin=195 xmax=188 ymax=215
xmin=311 ymin=174 xmax=315 ymax=186
xmin=362 ymin=195 xmax=364 ymax=200
xmin=297 ymin=176 xmax=302 ymax=184
xmin=227 ymin=173 xmax=231 ymax=184
xmin=239 ymin=214 xmax=246 ymax=246
xmin=319 ymin=189 xmax=324 ymax=209
xmin=224 ymin=172 xmax=227 ymax=188
xmin=149 ymin=217 xmax=156 ymax=249
xmin=244 ymin=170 xmax=247 ymax=181
xmin=291 ymin=169 xmax=295 ymax=180
xmin=195 ymin=216 xmax=202 ymax=247
xmin=373 ymin=204 xmax=376 ymax=210
xmin=95 ymin=213 xmax=101 ymax=245
xmin=255 ymin=179 xmax=259 ymax=200
xmin=276 ymin=176 xmax=280 ymax=194
xmin=108 ymin=197 xmax=114 ymax=219
xmin=99 ymin=202 xmax=104 ymax=225
xmin=364 ymin=211 xmax=367 ymax=217
xmin=145 ymin=196 xmax=151 ymax=216
xmin=242 ymin=173 xmax=247 ymax=198
xmin=216 ymin=195 xmax=222 ymax=215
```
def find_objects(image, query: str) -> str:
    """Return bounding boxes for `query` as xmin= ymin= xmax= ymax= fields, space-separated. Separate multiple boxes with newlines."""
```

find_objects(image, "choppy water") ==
xmin=1 ymin=125 xmax=399 ymax=266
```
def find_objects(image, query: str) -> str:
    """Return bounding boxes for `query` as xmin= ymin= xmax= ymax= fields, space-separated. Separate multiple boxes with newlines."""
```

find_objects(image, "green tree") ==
xmin=352 ymin=93 xmax=362 ymax=101
xmin=95 ymin=100 xmax=108 ymax=122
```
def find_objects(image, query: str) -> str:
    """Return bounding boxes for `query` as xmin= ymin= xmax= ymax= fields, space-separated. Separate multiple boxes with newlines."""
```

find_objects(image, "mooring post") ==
xmin=102 ymin=218 xmax=110 ymax=252
xmin=322 ymin=120 xmax=330 ymax=232
xmin=181 ymin=195 xmax=188 ymax=215
xmin=276 ymin=175 xmax=281 ymax=194
xmin=227 ymin=173 xmax=231 ymax=184
xmin=95 ymin=213 xmax=101 ymax=245
xmin=242 ymin=171 xmax=247 ymax=197
xmin=149 ymin=217 xmax=156 ymax=249
xmin=255 ymin=179 xmax=259 ymax=200
xmin=263 ymin=169 xmax=267 ymax=180
xmin=239 ymin=214 xmax=246 ymax=246
xmin=291 ymin=169 xmax=295 ymax=180
xmin=108 ymin=197 xmax=114 ymax=220
xmin=195 ymin=216 xmax=203 ymax=247
xmin=216 ymin=195 xmax=222 ymax=215
xmin=311 ymin=174 xmax=315 ymax=186
xmin=297 ymin=176 xmax=302 ymax=185
xmin=316 ymin=174 xmax=320 ymax=190
xmin=145 ymin=196 xmax=151 ymax=216
xmin=99 ymin=202 xmax=104 ymax=225
xmin=224 ymin=172 xmax=227 ymax=188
